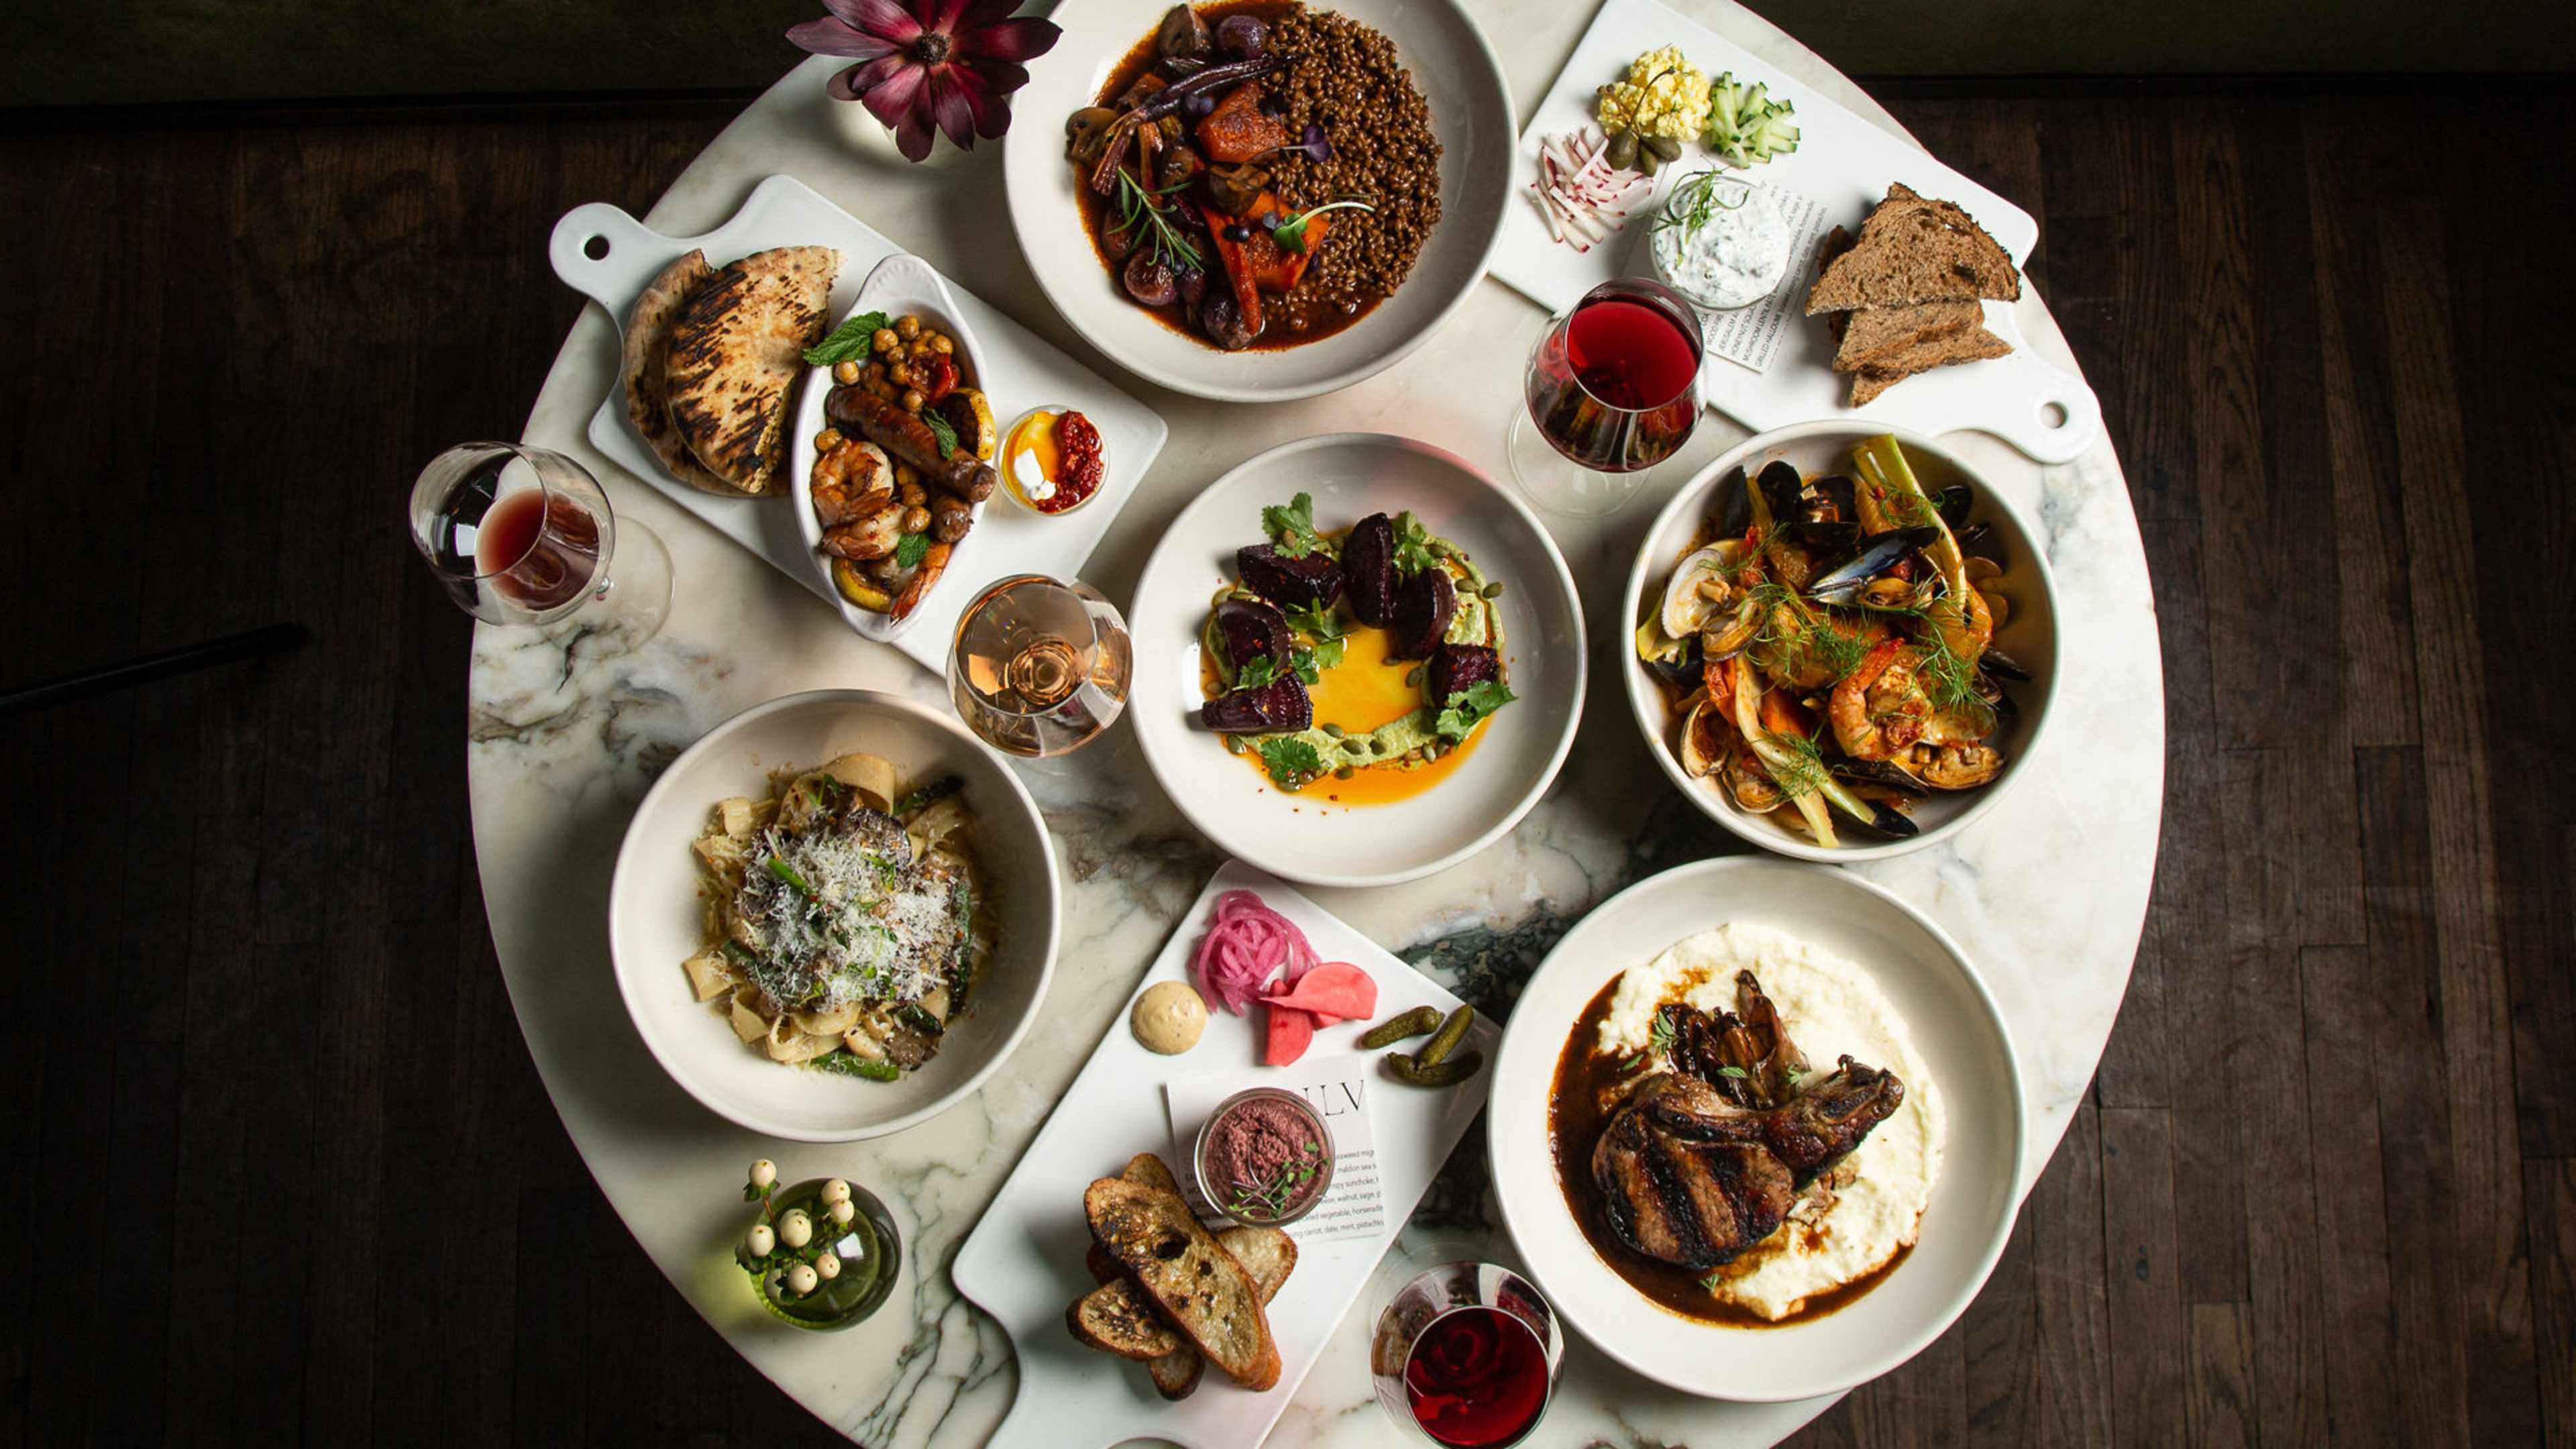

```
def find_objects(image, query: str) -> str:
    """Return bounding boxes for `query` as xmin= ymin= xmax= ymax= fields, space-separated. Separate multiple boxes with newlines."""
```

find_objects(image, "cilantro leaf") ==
xmin=1433 ymin=678 xmax=1517 ymax=743
xmin=1256 ymin=736 xmax=1324 ymax=790
xmin=1290 ymin=648 xmax=1320 ymax=685
xmin=1262 ymin=492 xmax=1328 ymax=560
xmin=803 ymin=310 xmax=890 ymax=367
xmin=1391 ymin=512 xmax=1439 ymax=577
xmin=1233 ymin=655 xmax=1282 ymax=690
xmin=894 ymin=532 xmax=931 ymax=570
xmin=1281 ymin=599 xmax=1344 ymax=641
xmin=1310 ymin=636 xmax=1347 ymax=671
xmin=921 ymin=408 xmax=959 ymax=460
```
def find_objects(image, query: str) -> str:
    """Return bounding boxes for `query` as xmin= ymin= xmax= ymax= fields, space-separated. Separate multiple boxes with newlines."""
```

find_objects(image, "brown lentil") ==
xmin=1267 ymin=6 xmax=1443 ymax=304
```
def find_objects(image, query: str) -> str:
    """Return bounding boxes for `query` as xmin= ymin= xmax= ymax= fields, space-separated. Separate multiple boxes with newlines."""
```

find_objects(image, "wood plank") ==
xmin=2186 ymin=1301 xmax=2254 ymax=1449
xmin=2098 ymin=1108 xmax=2184 ymax=1447
xmin=1960 ymin=1211 xmax=2037 ymax=1449
xmin=2296 ymin=945 xmax=2400 ymax=1443
xmin=2534 ymin=1157 xmax=2576 ymax=1448
xmin=2031 ymin=1099 xmax=2112 ymax=1444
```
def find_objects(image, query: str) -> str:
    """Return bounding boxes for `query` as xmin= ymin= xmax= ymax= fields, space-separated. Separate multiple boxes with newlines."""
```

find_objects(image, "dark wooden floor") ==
xmin=2 ymin=80 xmax=2569 ymax=1448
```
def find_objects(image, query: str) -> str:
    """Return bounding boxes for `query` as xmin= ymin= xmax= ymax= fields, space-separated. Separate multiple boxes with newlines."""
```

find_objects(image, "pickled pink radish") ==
xmin=1263 ymin=1002 xmax=1318 ymax=1067
xmin=1191 ymin=890 xmax=1320 ymax=1014
xmin=1257 ymin=961 xmax=1378 ymax=1024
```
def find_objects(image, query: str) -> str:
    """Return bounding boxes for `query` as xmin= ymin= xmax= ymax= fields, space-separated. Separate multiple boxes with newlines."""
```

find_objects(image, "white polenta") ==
xmin=1597 ymin=922 xmax=1945 ymax=1320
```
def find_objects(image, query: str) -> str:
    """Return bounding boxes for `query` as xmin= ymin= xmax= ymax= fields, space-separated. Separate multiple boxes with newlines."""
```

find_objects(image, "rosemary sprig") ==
xmin=1112 ymin=170 xmax=1203 ymax=272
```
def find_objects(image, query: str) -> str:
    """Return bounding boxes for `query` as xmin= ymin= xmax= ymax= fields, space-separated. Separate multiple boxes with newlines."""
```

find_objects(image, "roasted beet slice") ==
xmin=1426 ymin=643 xmax=1499 ymax=704
xmin=1196 ymin=676 xmax=1313 ymax=733
xmin=1214 ymin=596 xmax=1293 ymax=674
xmin=1385 ymin=567 xmax=1457 ymax=661
xmin=1235 ymin=544 xmax=1343 ymax=610
xmin=1342 ymin=513 xmax=1397 ymax=627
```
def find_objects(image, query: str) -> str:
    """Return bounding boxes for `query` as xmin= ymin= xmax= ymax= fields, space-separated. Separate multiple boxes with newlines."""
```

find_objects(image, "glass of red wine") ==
xmin=1370 ymin=1260 xmax=1565 ymax=1448
xmin=409 ymin=442 xmax=670 ymax=657
xmin=1507 ymin=276 xmax=1705 ymax=517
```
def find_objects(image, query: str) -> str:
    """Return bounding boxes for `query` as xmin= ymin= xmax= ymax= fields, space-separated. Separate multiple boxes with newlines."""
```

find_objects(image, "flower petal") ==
xmin=914 ymin=0 xmax=973 ymax=36
xmin=922 ymin=64 xmax=979 ymax=150
xmin=820 ymin=0 xmax=923 ymax=43
xmin=837 ymin=53 xmax=921 ymax=107
xmin=788 ymin=15 xmax=900 ymax=60
xmin=945 ymin=63 xmax=1012 ymax=139
xmin=967 ymin=58 xmax=1030 ymax=114
xmin=953 ymin=15 xmax=1059 ymax=62
xmin=961 ymin=0 xmax=1018 ymax=26
xmin=892 ymin=105 xmax=938 ymax=162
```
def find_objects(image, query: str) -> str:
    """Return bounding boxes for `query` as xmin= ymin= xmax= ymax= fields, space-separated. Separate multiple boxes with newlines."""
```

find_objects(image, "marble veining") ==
xmin=465 ymin=2 xmax=2164 ymax=1444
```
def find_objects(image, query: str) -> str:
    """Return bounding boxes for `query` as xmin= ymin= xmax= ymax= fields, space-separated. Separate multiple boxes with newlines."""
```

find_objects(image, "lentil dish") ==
xmin=1064 ymin=1 xmax=1443 ymax=351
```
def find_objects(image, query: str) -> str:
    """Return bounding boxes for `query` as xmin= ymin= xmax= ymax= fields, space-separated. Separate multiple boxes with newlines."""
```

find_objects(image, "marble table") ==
xmin=466 ymin=0 xmax=2165 ymax=1442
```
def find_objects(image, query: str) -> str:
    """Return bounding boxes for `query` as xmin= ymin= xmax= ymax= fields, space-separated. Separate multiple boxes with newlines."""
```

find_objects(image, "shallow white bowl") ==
xmin=1487 ymin=856 xmax=2027 ymax=1402
xmin=1129 ymin=432 xmax=1585 ymax=886
xmin=1623 ymin=422 xmax=2062 ymax=862
xmin=1002 ymin=0 xmax=1515 ymax=402
xmin=606 ymin=690 xmax=1059 ymax=1142
xmin=787 ymin=254 xmax=994 ymax=645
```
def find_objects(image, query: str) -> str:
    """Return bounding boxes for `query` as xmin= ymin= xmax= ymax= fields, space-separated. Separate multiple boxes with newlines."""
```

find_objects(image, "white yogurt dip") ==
xmin=1649 ymin=174 xmax=1792 ymax=311
xmin=1597 ymin=922 xmax=1945 ymax=1320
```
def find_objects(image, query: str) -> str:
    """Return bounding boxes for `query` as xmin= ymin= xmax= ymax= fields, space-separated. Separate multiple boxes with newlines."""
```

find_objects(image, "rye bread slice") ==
xmin=1833 ymin=301 xmax=1983 ymax=374
xmin=1847 ymin=323 xmax=2014 ymax=406
xmin=1805 ymin=182 xmax=2021 ymax=315
xmin=1085 ymin=1176 xmax=1282 ymax=1390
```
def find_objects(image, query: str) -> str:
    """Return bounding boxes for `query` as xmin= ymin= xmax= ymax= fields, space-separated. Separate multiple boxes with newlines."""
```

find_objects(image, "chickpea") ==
xmin=901 ymin=505 xmax=932 ymax=534
xmin=898 ymin=482 xmax=927 ymax=507
xmin=871 ymin=327 xmax=899 ymax=354
xmin=909 ymin=338 xmax=933 ymax=359
xmin=865 ymin=361 xmax=886 ymax=383
xmin=812 ymin=428 xmax=843 ymax=453
xmin=885 ymin=361 xmax=910 ymax=388
xmin=894 ymin=463 xmax=918 ymax=487
xmin=895 ymin=315 xmax=922 ymax=339
xmin=831 ymin=360 xmax=860 ymax=386
xmin=901 ymin=389 xmax=924 ymax=412
xmin=930 ymin=334 xmax=953 ymax=355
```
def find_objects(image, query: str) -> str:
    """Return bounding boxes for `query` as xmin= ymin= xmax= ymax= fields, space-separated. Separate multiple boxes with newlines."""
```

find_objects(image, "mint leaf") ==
xmin=921 ymin=409 xmax=959 ymax=460
xmin=1262 ymin=492 xmax=1327 ymax=560
xmin=803 ymin=310 xmax=890 ymax=367
xmin=1433 ymin=678 xmax=1516 ymax=743
xmin=1256 ymin=736 xmax=1324 ymax=790
xmin=894 ymin=532 xmax=930 ymax=570
xmin=1391 ymin=512 xmax=1438 ymax=577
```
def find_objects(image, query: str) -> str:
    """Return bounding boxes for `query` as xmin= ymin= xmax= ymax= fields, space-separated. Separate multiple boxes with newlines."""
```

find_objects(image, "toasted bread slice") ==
xmin=1805 ymin=183 xmax=2020 ymax=315
xmin=1146 ymin=1228 xmax=1297 ymax=1401
xmin=1847 ymin=323 xmax=2013 ymax=405
xmin=1832 ymin=301 xmax=1982 ymax=374
xmin=1120 ymin=1152 xmax=1183 ymax=1195
xmin=1085 ymin=1243 xmax=1123 ymax=1285
xmin=1067 ymin=1277 xmax=1185 ymax=1359
xmin=1085 ymin=1176 xmax=1281 ymax=1390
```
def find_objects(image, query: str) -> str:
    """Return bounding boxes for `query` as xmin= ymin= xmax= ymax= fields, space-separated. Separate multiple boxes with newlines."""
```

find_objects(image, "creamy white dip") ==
xmin=1598 ymin=922 xmax=1944 ymax=1320
xmin=1650 ymin=176 xmax=1792 ymax=311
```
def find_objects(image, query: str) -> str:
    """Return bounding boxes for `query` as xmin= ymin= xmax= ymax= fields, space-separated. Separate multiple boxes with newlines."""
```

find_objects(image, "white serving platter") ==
xmin=951 ymin=860 xmax=1495 ymax=1449
xmin=548 ymin=172 xmax=1169 ymax=672
xmin=1488 ymin=0 xmax=2102 ymax=464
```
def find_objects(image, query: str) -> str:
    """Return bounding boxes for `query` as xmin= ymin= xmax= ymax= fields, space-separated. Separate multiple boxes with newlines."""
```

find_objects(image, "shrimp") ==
xmin=810 ymin=439 xmax=892 ymax=529
xmin=888 ymin=542 xmax=953 ymax=621
xmin=1830 ymin=639 xmax=1931 ymax=761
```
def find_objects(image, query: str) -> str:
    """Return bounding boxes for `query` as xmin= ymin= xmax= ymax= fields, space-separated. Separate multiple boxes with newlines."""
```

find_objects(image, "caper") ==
xmin=1644 ymin=133 xmax=1684 ymax=162
xmin=1481 ymin=581 xmax=1505 ymax=600
xmin=1415 ymin=1005 xmax=1475 ymax=1067
xmin=1605 ymin=129 xmax=1640 ymax=170
xmin=1638 ymin=150 xmax=1663 ymax=178
xmin=1359 ymin=1005 xmax=1444 ymax=1049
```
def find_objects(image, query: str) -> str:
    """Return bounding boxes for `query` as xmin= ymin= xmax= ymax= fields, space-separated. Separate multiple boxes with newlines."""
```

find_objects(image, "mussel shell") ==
xmin=1809 ymin=474 xmax=1857 ymax=523
xmin=1806 ymin=525 xmax=1940 ymax=597
xmin=1756 ymin=460 xmax=1805 ymax=525
xmin=1712 ymin=466 xmax=1754 ymax=539
xmin=1829 ymin=757 xmax=1931 ymax=795
xmin=1953 ymin=519 xmax=2001 ymax=563
xmin=1781 ymin=519 xmax=1861 ymax=550
xmin=1934 ymin=483 xmax=1973 ymax=529
xmin=1979 ymin=646 xmax=2033 ymax=682
xmin=1858 ymin=798 xmax=1921 ymax=837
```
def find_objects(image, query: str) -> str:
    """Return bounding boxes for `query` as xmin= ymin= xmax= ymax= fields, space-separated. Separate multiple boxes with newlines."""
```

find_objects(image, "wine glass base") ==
xmin=544 ymin=519 xmax=672 ymax=661
xmin=1506 ymin=406 xmax=1644 ymax=519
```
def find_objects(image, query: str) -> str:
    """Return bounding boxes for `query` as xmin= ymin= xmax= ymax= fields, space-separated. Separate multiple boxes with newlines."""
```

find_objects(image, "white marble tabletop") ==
xmin=465 ymin=1 xmax=2165 ymax=1443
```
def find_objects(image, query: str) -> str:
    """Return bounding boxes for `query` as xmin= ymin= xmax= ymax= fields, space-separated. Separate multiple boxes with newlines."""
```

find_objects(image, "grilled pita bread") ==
xmin=621 ymin=250 xmax=743 ymax=496
xmin=663 ymin=246 xmax=839 ymax=496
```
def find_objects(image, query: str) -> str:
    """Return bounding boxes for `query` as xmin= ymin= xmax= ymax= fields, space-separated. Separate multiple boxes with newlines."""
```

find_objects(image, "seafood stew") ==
xmin=1065 ymin=1 xmax=1443 ymax=352
xmin=1633 ymin=434 xmax=2031 ymax=849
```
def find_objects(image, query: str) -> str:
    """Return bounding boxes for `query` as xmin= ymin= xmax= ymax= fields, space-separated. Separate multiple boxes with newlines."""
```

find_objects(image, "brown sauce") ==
xmin=1075 ymin=0 xmax=1386 ymax=351
xmin=1547 ymin=976 xmax=1913 ymax=1328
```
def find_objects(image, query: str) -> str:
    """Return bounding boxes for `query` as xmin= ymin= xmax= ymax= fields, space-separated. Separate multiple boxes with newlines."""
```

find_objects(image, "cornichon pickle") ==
xmin=1358 ymin=1005 xmax=1442 ymax=1049
xmin=1384 ymin=1049 xmax=1485 ymax=1088
xmin=1415 ymin=1005 xmax=1475 ymax=1067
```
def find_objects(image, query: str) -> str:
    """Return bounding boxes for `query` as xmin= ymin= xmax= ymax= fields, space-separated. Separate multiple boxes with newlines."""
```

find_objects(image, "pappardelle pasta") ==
xmin=683 ymin=752 xmax=985 ymax=1079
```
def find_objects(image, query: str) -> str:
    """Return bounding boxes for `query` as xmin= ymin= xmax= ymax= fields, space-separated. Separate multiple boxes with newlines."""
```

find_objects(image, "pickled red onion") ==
xmin=1192 ymin=890 xmax=1319 ymax=1014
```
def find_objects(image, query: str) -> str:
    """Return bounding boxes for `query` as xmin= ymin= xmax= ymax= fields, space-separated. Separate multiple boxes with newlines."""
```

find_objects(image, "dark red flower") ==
xmin=788 ymin=0 xmax=1061 ymax=162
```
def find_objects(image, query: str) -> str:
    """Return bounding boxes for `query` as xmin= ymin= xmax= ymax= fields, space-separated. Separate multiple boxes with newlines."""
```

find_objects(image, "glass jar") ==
xmin=1193 ymin=1087 xmax=1336 ymax=1228
xmin=735 ymin=1177 xmax=902 ymax=1330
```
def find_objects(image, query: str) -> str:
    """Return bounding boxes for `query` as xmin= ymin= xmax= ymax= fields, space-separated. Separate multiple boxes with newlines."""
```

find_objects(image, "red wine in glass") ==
xmin=472 ymin=486 xmax=602 ymax=612
xmin=1403 ymin=1305 xmax=1552 ymax=1447
xmin=1524 ymin=281 xmax=1703 ymax=474
xmin=410 ymin=441 xmax=665 ymax=652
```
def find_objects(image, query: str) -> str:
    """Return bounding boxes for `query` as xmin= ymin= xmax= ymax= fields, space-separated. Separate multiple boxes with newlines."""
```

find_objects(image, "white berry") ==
xmin=828 ymin=1198 xmax=856 ymax=1226
xmin=786 ymin=1263 xmax=819 ymax=1296
xmin=821 ymin=1179 xmax=853 ymax=1205
xmin=814 ymin=1252 xmax=842 ymax=1280
xmin=745 ymin=1223 xmax=775 ymax=1256
xmin=778 ymin=1210 xmax=813 ymax=1248
xmin=749 ymin=1159 xmax=777 ymax=1189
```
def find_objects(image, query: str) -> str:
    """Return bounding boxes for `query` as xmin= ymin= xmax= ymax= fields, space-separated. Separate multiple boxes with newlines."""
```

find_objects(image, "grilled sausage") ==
xmin=825 ymin=386 xmax=998 ymax=500
xmin=930 ymin=493 xmax=973 ymax=543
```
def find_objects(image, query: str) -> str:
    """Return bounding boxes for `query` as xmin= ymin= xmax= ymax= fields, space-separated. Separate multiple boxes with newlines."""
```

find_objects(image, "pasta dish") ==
xmin=682 ymin=752 xmax=985 ymax=1078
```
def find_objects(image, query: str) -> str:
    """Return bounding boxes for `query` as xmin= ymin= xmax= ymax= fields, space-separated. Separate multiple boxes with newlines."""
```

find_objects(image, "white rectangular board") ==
xmin=548 ymin=173 xmax=1168 ymax=672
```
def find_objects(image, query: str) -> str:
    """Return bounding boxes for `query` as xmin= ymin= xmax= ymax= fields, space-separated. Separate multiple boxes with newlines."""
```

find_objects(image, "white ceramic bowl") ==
xmin=1487 ymin=856 xmax=2027 ymax=1401
xmin=606 ymin=690 xmax=1059 ymax=1141
xmin=1129 ymin=433 xmax=1585 ymax=886
xmin=1002 ymin=0 xmax=1515 ymax=402
xmin=1623 ymin=422 xmax=2061 ymax=862
xmin=788 ymin=254 xmax=994 ymax=645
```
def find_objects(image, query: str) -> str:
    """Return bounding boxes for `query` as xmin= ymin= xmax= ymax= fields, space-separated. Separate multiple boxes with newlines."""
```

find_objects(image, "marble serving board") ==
xmin=951 ymin=861 xmax=1495 ymax=1449
xmin=547 ymin=172 xmax=1168 ymax=672
xmin=1489 ymin=0 xmax=2103 ymax=464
